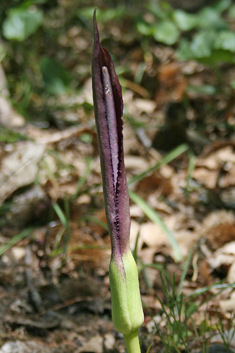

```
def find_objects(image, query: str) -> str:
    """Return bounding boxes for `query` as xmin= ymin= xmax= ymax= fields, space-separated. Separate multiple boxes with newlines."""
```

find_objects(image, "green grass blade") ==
xmin=80 ymin=215 xmax=109 ymax=231
xmin=167 ymin=336 xmax=182 ymax=353
xmin=140 ymin=262 xmax=173 ymax=284
xmin=129 ymin=190 xmax=182 ymax=261
xmin=185 ymin=282 xmax=235 ymax=299
xmin=0 ymin=228 xmax=33 ymax=256
xmin=128 ymin=144 xmax=188 ymax=187
xmin=63 ymin=195 xmax=71 ymax=251
xmin=184 ymin=149 xmax=196 ymax=199
xmin=53 ymin=202 xmax=71 ymax=253
xmin=132 ymin=229 xmax=141 ymax=261
xmin=184 ymin=283 xmax=235 ymax=320
xmin=177 ymin=247 xmax=194 ymax=298
xmin=53 ymin=202 xmax=67 ymax=228
xmin=73 ymin=157 xmax=92 ymax=199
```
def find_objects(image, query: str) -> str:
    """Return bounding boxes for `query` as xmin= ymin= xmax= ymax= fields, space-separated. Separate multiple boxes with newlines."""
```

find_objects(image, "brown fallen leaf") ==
xmin=79 ymin=335 xmax=103 ymax=353
xmin=0 ymin=142 xmax=45 ymax=204
xmin=201 ymin=211 xmax=235 ymax=250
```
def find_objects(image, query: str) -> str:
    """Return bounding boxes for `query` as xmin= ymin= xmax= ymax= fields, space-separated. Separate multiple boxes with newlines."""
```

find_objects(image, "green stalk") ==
xmin=124 ymin=330 xmax=141 ymax=353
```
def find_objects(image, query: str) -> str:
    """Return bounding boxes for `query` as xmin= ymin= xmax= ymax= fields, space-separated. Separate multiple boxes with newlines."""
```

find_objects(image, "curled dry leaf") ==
xmin=200 ymin=210 xmax=235 ymax=250
xmin=0 ymin=142 xmax=45 ymax=204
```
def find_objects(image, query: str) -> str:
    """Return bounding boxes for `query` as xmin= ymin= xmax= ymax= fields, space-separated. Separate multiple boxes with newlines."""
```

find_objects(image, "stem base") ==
xmin=124 ymin=330 xmax=141 ymax=353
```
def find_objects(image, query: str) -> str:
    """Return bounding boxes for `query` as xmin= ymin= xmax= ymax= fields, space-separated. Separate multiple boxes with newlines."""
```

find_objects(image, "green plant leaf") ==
xmin=197 ymin=7 xmax=227 ymax=30
xmin=198 ymin=49 xmax=235 ymax=65
xmin=0 ymin=44 xmax=6 ymax=62
xmin=177 ymin=39 xmax=194 ymax=61
xmin=230 ymin=80 xmax=235 ymax=89
xmin=191 ymin=30 xmax=216 ymax=57
xmin=153 ymin=21 xmax=180 ymax=45
xmin=173 ymin=10 xmax=198 ymax=31
xmin=145 ymin=2 xmax=170 ymax=20
xmin=228 ymin=4 xmax=235 ymax=18
xmin=214 ymin=31 xmax=235 ymax=52
xmin=77 ymin=6 xmax=125 ymax=22
xmin=178 ymin=36 xmax=235 ymax=63
xmin=213 ymin=0 xmax=231 ymax=13
xmin=40 ymin=57 xmax=71 ymax=95
xmin=2 ymin=6 xmax=43 ymax=41
xmin=136 ymin=21 xmax=153 ymax=36
xmin=187 ymin=84 xmax=217 ymax=95
xmin=177 ymin=30 xmax=215 ymax=60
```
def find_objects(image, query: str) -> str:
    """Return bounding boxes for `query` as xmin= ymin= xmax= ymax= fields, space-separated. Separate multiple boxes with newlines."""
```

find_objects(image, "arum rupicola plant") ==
xmin=92 ymin=10 xmax=144 ymax=353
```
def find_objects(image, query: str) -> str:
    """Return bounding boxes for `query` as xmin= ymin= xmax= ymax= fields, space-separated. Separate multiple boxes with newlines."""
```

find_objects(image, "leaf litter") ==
xmin=1 ymin=2 xmax=235 ymax=353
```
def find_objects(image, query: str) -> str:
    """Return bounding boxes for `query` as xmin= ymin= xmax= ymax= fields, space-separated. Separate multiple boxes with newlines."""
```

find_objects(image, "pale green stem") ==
xmin=124 ymin=330 xmax=141 ymax=353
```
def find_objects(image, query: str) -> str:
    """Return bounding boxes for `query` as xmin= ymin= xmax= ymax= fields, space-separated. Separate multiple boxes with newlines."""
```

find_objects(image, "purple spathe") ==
xmin=92 ymin=10 xmax=130 ymax=264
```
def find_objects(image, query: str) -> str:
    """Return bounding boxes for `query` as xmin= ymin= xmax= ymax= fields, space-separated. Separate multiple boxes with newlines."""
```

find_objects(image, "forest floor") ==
xmin=0 ymin=2 xmax=235 ymax=352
